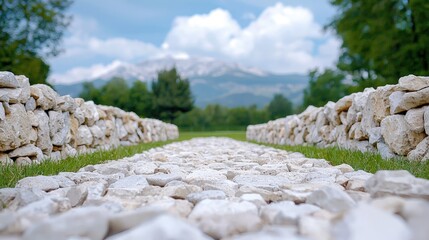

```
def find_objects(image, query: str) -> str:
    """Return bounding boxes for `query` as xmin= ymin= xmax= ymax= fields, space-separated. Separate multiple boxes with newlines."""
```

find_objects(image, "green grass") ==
xmin=1 ymin=130 xmax=427 ymax=188
xmin=252 ymin=143 xmax=429 ymax=179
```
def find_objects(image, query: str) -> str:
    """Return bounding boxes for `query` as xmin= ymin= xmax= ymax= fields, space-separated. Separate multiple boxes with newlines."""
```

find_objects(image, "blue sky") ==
xmin=49 ymin=0 xmax=340 ymax=84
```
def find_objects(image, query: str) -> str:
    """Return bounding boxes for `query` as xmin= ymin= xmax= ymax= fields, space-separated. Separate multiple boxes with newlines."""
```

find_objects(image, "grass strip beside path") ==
xmin=257 ymin=143 xmax=429 ymax=180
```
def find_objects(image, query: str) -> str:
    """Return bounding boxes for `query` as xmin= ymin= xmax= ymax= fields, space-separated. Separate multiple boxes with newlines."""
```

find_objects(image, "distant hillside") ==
xmin=54 ymin=57 xmax=308 ymax=108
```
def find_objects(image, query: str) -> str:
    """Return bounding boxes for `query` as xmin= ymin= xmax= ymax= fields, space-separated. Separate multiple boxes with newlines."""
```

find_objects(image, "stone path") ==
xmin=1 ymin=137 xmax=429 ymax=240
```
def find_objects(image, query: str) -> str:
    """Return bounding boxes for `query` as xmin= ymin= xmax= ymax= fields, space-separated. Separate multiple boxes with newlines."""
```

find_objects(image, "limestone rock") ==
xmin=381 ymin=115 xmax=426 ymax=155
xmin=16 ymin=176 xmax=60 ymax=191
xmin=233 ymin=174 xmax=290 ymax=191
xmin=299 ymin=216 xmax=331 ymax=240
xmin=108 ymin=207 xmax=166 ymax=235
xmin=425 ymin=106 xmax=429 ymax=135
xmin=0 ymin=71 xmax=19 ymax=88
xmin=0 ymin=153 xmax=13 ymax=165
xmin=260 ymin=201 xmax=320 ymax=225
xmin=81 ymin=101 xmax=100 ymax=126
xmin=189 ymin=199 xmax=261 ymax=239
xmin=365 ymin=170 xmax=429 ymax=200
xmin=65 ymin=185 xmax=88 ymax=207
xmin=335 ymin=95 xmax=353 ymax=113
xmin=362 ymin=85 xmax=396 ymax=128
xmin=15 ymin=156 xmax=32 ymax=166
xmin=146 ymin=173 xmax=182 ymax=187
xmin=239 ymin=193 xmax=267 ymax=207
xmin=368 ymin=127 xmax=382 ymax=145
xmin=30 ymin=84 xmax=58 ymax=110
xmin=407 ymin=137 xmax=429 ymax=161
xmin=389 ymin=91 xmax=406 ymax=114
xmin=34 ymin=109 xmax=52 ymax=153
xmin=306 ymin=186 xmax=355 ymax=213
xmin=161 ymin=184 xmax=202 ymax=199
xmin=25 ymin=97 xmax=36 ymax=111
xmin=398 ymin=74 xmax=429 ymax=91
xmin=0 ymin=102 xmax=4 ymax=121
xmin=76 ymin=125 xmax=93 ymax=146
xmin=404 ymin=106 xmax=427 ymax=133
xmin=186 ymin=190 xmax=226 ymax=204
xmin=15 ymin=75 xmax=30 ymax=103
xmin=107 ymin=175 xmax=149 ymax=197
xmin=377 ymin=142 xmax=397 ymax=159
xmin=107 ymin=215 xmax=212 ymax=240
xmin=22 ymin=207 xmax=109 ymax=240
xmin=230 ymin=226 xmax=304 ymax=240
xmin=49 ymin=111 xmax=70 ymax=146
xmin=0 ymin=104 xmax=32 ymax=151
xmin=400 ymin=199 xmax=429 ymax=240
xmin=332 ymin=204 xmax=411 ymax=240
xmin=8 ymin=144 xmax=43 ymax=161
xmin=392 ymin=87 xmax=429 ymax=113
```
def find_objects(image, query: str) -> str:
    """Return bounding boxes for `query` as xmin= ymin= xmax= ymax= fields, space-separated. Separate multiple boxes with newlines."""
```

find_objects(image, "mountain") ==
xmin=54 ymin=57 xmax=309 ymax=108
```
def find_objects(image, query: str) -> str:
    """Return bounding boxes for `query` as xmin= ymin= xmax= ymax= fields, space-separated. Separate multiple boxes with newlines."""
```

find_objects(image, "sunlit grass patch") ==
xmin=256 ymin=143 xmax=429 ymax=180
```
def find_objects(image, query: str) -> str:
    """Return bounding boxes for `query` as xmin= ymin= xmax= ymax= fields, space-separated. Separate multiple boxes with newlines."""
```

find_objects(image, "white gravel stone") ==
xmin=187 ymin=190 xmax=226 ymax=204
xmin=108 ymin=207 xmax=166 ymax=235
xmin=332 ymin=204 xmax=411 ymax=240
xmin=16 ymin=176 xmax=59 ymax=191
xmin=306 ymin=186 xmax=356 ymax=213
xmin=189 ymin=199 xmax=261 ymax=239
xmin=22 ymin=207 xmax=109 ymax=240
xmin=260 ymin=201 xmax=320 ymax=225
xmin=107 ymin=215 xmax=212 ymax=240
xmin=365 ymin=170 xmax=429 ymax=200
xmin=146 ymin=173 xmax=182 ymax=187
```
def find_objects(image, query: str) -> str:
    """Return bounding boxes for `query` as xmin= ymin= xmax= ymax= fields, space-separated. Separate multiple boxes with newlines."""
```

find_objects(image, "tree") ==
xmin=128 ymin=81 xmax=152 ymax=117
xmin=151 ymin=68 xmax=194 ymax=122
xmin=267 ymin=94 xmax=293 ymax=119
xmin=98 ymin=78 xmax=130 ymax=110
xmin=329 ymin=0 xmax=429 ymax=88
xmin=0 ymin=0 xmax=73 ymax=84
xmin=79 ymin=82 xmax=101 ymax=103
xmin=302 ymin=69 xmax=348 ymax=108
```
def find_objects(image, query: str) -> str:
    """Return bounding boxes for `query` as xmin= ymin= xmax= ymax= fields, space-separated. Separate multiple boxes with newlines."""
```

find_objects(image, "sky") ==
xmin=48 ymin=0 xmax=341 ymax=84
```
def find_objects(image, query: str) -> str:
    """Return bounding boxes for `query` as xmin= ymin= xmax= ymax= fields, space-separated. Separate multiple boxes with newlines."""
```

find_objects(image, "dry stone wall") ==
xmin=247 ymin=75 xmax=429 ymax=161
xmin=0 ymin=71 xmax=179 ymax=165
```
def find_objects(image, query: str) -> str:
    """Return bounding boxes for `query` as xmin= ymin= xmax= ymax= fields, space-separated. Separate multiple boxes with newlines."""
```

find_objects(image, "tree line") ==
xmin=79 ymin=68 xmax=295 ymax=130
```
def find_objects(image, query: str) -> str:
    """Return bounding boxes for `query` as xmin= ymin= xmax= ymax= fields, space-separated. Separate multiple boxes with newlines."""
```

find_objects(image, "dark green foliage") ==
xmin=329 ymin=0 xmax=429 ymax=89
xmin=128 ymin=81 xmax=152 ymax=117
xmin=0 ymin=0 xmax=73 ymax=85
xmin=79 ymin=82 xmax=100 ymax=103
xmin=97 ymin=78 xmax=130 ymax=110
xmin=79 ymin=78 xmax=152 ymax=117
xmin=151 ymin=68 xmax=194 ymax=122
xmin=267 ymin=94 xmax=294 ymax=119
xmin=302 ymin=69 xmax=348 ymax=108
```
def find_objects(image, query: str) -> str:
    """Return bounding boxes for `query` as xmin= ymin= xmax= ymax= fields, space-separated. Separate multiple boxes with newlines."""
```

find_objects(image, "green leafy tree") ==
xmin=151 ymin=68 xmax=194 ymax=122
xmin=98 ymin=78 xmax=130 ymax=110
xmin=267 ymin=94 xmax=293 ymax=119
xmin=0 ymin=0 xmax=72 ymax=85
xmin=128 ymin=81 xmax=152 ymax=117
xmin=79 ymin=82 xmax=101 ymax=103
xmin=329 ymin=0 xmax=429 ymax=88
xmin=302 ymin=69 xmax=348 ymax=108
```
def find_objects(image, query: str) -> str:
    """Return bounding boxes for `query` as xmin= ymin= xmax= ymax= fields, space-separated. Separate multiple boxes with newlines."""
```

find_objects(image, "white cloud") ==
xmin=163 ymin=3 xmax=340 ymax=73
xmin=49 ymin=61 xmax=125 ymax=84
xmin=51 ymin=3 xmax=340 ymax=84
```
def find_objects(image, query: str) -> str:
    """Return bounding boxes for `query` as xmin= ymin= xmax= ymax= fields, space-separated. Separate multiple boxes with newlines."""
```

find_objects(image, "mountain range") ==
xmin=54 ymin=57 xmax=309 ymax=108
